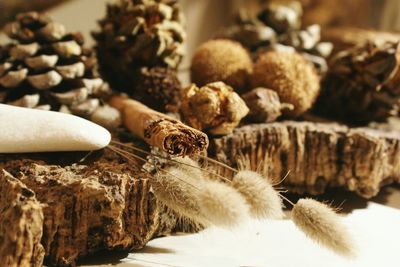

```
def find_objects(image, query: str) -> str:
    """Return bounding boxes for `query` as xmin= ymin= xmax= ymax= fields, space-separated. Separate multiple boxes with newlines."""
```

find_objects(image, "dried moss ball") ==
xmin=191 ymin=39 xmax=253 ymax=92
xmin=251 ymin=51 xmax=320 ymax=116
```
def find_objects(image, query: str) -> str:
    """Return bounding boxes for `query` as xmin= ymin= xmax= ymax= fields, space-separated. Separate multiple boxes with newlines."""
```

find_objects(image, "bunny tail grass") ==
xmin=151 ymin=166 xmax=208 ymax=225
xmin=198 ymin=180 xmax=250 ymax=228
xmin=172 ymin=156 xmax=204 ymax=178
xmin=291 ymin=198 xmax=356 ymax=258
xmin=232 ymin=170 xmax=284 ymax=219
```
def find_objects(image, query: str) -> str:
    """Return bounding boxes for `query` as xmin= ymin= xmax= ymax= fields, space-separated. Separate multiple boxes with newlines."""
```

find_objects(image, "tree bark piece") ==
xmin=0 ymin=170 xmax=45 ymax=267
xmin=209 ymin=121 xmax=400 ymax=198
xmin=0 ymin=150 xmax=178 ymax=266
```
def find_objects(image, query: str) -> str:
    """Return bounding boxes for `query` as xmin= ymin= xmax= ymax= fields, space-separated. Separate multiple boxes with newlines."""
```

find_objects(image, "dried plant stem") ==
xmin=110 ymin=140 xmax=232 ymax=183
xmin=109 ymin=144 xmax=249 ymax=228
xmin=108 ymin=145 xmax=200 ymax=190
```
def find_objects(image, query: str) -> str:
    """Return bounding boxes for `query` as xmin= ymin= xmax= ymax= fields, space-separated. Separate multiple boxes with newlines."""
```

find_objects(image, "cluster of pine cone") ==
xmin=1 ymin=0 xmax=400 ymax=130
xmin=0 ymin=0 xmax=186 ymax=124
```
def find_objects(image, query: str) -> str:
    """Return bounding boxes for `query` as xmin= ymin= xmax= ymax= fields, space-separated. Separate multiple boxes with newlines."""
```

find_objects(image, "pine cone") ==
xmin=132 ymin=66 xmax=181 ymax=112
xmin=219 ymin=2 xmax=332 ymax=74
xmin=0 ymin=12 xmax=115 ymax=124
xmin=315 ymin=42 xmax=400 ymax=124
xmin=93 ymin=0 xmax=186 ymax=96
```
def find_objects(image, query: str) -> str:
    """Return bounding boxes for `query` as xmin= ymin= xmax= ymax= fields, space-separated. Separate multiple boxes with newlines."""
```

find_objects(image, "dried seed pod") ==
xmin=219 ymin=2 xmax=332 ymax=74
xmin=93 ymin=0 xmax=186 ymax=95
xmin=180 ymin=82 xmax=249 ymax=135
xmin=232 ymin=170 xmax=284 ymax=219
xmin=291 ymin=198 xmax=356 ymax=257
xmin=251 ymin=50 xmax=320 ymax=117
xmin=132 ymin=66 xmax=182 ymax=113
xmin=280 ymin=24 xmax=321 ymax=50
xmin=315 ymin=41 xmax=400 ymax=123
xmin=257 ymin=1 xmax=302 ymax=33
xmin=241 ymin=87 xmax=294 ymax=123
xmin=191 ymin=39 xmax=253 ymax=92
xmin=0 ymin=11 xmax=110 ymax=124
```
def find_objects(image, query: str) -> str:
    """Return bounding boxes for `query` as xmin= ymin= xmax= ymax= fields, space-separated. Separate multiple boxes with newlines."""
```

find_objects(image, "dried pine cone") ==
xmin=315 ymin=42 xmax=400 ymax=124
xmin=132 ymin=66 xmax=181 ymax=112
xmin=93 ymin=0 xmax=185 ymax=96
xmin=219 ymin=2 xmax=332 ymax=74
xmin=180 ymin=82 xmax=249 ymax=135
xmin=0 ymin=12 xmax=119 ymax=127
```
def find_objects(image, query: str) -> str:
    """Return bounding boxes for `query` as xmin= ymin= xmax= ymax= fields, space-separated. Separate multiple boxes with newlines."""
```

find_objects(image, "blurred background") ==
xmin=1 ymin=0 xmax=399 ymax=30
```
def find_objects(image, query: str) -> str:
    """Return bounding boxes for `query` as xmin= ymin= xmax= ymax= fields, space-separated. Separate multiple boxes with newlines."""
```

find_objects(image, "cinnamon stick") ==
xmin=111 ymin=95 xmax=209 ymax=156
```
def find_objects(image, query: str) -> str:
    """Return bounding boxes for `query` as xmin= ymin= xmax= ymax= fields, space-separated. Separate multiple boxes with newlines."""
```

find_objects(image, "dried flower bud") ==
xmin=181 ymin=82 xmax=249 ymax=135
xmin=241 ymin=87 xmax=294 ymax=123
xmin=191 ymin=39 xmax=253 ymax=92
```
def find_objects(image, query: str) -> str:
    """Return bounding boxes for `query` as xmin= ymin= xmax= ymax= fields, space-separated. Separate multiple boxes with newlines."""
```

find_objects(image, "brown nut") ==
xmin=191 ymin=39 xmax=253 ymax=92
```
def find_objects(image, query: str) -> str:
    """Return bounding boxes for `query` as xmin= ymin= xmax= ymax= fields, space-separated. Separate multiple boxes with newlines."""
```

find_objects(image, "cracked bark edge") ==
xmin=0 ymin=170 xmax=45 ymax=267
xmin=209 ymin=121 xmax=400 ymax=198
xmin=0 ymin=150 xmax=179 ymax=267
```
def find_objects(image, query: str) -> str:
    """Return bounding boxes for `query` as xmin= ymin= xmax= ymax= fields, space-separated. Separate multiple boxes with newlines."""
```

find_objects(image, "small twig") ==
xmin=111 ymin=140 xmax=232 ymax=183
xmin=108 ymin=145 xmax=200 ymax=191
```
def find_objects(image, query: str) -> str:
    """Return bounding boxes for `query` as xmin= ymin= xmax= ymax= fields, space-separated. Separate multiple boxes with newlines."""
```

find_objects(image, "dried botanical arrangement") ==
xmin=219 ymin=0 xmax=333 ymax=74
xmin=1 ymin=0 xmax=400 ymax=266
xmin=92 ymin=0 xmax=185 ymax=112
xmin=315 ymin=42 xmax=400 ymax=123
xmin=0 ymin=12 xmax=120 ymax=129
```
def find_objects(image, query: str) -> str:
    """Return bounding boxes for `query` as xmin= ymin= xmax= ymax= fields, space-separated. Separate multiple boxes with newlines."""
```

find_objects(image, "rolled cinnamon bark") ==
xmin=111 ymin=95 xmax=209 ymax=156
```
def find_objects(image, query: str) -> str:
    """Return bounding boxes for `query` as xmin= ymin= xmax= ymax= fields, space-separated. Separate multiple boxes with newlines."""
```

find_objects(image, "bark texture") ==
xmin=0 ymin=170 xmax=45 ymax=267
xmin=209 ymin=121 xmax=400 ymax=198
xmin=0 ymin=150 xmax=178 ymax=267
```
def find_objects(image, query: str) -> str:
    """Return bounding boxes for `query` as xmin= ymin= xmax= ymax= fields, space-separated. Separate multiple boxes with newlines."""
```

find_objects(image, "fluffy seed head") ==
xmin=151 ymin=166 xmax=208 ymax=225
xmin=191 ymin=39 xmax=253 ymax=91
xmin=232 ymin=170 xmax=284 ymax=219
xmin=198 ymin=180 xmax=250 ymax=228
xmin=291 ymin=198 xmax=356 ymax=257
xmin=251 ymin=51 xmax=320 ymax=116
xmin=172 ymin=156 xmax=204 ymax=179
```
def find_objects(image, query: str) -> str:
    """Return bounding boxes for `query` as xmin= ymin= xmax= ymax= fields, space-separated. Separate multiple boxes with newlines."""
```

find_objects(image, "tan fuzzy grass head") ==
xmin=291 ymin=198 xmax=356 ymax=258
xmin=198 ymin=179 xmax=250 ymax=228
xmin=151 ymin=166 xmax=208 ymax=225
xmin=232 ymin=170 xmax=284 ymax=219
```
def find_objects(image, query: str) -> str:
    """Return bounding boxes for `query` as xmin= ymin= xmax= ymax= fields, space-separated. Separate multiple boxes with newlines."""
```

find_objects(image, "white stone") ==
xmin=0 ymin=104 xmax=111 ymax=153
